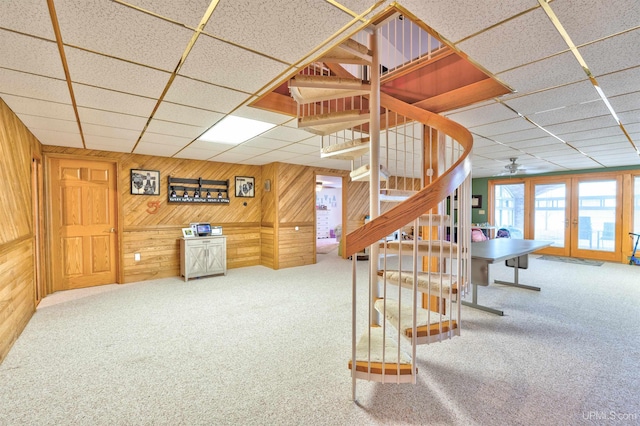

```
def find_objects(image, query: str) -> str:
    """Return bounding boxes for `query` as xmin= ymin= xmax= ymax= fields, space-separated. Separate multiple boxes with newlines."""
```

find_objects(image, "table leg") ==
xmin=494 ymin=255 xmax=541 ymax=291
xmin=461 ymin=283 xmax=504 ymax=316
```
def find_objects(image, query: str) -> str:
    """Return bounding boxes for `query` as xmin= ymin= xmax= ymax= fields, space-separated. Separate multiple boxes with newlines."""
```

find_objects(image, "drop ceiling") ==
xmin=0 ymin=0 xmax=638 ymax=178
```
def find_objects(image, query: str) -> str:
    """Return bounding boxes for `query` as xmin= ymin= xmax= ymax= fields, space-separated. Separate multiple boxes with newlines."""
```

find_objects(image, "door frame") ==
xmin=314 ymin=172 xmax=346 ymax=261
xmin=490 ymin=170 xmax=631 ymax=263
xmin=31 ymin=154 xmax=46 ymax=305
xmin=44 ymin=153 xmax=122 ymax=292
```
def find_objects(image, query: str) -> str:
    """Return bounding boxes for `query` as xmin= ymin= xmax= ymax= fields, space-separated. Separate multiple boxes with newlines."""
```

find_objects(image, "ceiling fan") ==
xmin=502 ymin=157 xmax=526 ymax=175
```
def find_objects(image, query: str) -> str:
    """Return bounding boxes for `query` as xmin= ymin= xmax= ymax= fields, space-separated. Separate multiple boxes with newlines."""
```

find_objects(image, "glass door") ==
xmin=532 ymin=181 xmax=570 ymax=256
xmin=570 ymin=177 xmax=621 ymax=261
xmin=493 ymin=182 xmax=525 ymax=239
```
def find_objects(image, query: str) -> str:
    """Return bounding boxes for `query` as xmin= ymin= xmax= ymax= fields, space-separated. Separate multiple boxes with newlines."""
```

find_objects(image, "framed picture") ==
xmin=235 ymin=176 xmax=255 ymax=198
xmin=131 ymin=169 xmax=160 ymax=195
xmin=182 ymin=228 xmax=195 ymax=238
xmin=471 ymin=195 xmax=483 ymax=209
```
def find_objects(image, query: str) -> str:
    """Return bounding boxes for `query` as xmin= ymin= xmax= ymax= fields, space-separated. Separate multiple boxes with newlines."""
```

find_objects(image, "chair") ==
xmin=496 ymin=228 xmax=511 ymax=238
xmin=578 ymin=216 xmax=592 ymax=248
xmin=599 ymin=222 xmax=615 ymax=248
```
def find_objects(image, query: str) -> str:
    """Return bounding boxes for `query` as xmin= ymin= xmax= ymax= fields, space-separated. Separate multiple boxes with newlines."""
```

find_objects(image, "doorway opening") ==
xmin=315 ymin=174 xmax=343 ymax=257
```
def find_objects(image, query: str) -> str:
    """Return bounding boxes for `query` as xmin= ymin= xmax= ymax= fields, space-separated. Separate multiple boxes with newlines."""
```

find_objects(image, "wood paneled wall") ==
xmin=43 ymin=146 xmax=263 ymax=283
xmin=0 ymin=98 xmax=41 ymax=363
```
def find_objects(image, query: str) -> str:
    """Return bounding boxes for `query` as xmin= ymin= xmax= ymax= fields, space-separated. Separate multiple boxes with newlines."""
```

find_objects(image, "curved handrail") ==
xmin=344 ymin=92 xmax=473 ymax=257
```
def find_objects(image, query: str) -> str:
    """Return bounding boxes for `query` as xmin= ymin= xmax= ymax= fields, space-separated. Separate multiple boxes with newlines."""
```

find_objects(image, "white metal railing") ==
xmin=352 ymin=13 xmax=447 ymax=78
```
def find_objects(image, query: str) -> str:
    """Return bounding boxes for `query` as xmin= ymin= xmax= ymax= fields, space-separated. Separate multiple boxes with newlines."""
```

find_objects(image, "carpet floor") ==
xmin=0 ymin=254 xmax=638 ymax=425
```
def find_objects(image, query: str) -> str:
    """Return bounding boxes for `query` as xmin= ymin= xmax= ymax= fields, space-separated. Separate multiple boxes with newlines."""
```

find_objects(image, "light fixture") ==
xmin=170 ymin=187 xmax=177 ymax=198
xmin=183 ymin=189 xmax=189 ymax=198
xmin=206 ymin=190 xmax=212 ymax=199
xmin=316 ymin=181 xmax=323 ymax=192
xmin=199 ymin=115 xmax=276 ymax=145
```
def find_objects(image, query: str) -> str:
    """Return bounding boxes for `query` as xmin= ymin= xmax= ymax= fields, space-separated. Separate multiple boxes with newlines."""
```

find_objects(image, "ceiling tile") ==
xmin=209 ymin=152 xmax=254 ymax=163
xmin=445 ymin=102 xmax=516 ymax=128
xmin=504 ymin=136 xmax=559 ymax=150
xmin=55 ymin=0 xmax=194 ymax=71
xmin=504 ymin=80 xmax=598 ymax=115
xmin=400 ymin=0 xmax=536 ymax=44
xmin=154 ymin=102 xmax=224 ymax=127
xmin=227 ymin=146 xmax=270 ymax=156
xmin=233 ymin=105 xmax=294 ymax=125
xmin=262 ymin=125 xmax=315 ymax=142
xmin=134 ymin=142 xmax=181 ymax=157
xmin=470 ymin=117 xmax=535 ymax=137
xmin=84 ymin=135 xmax=135 ymax=153
xmin=77 ymin=107 xmax=147 ymax=132
xmin=490 ymin=127 xmax=551 ymax=144
xmin=145 ymin=119 xmax=207 ymax=139
xmin=579 ymin=29 xmax=640 ymax=77
xmin=497 ymin=52 xmax=587 ymax=95
xmin=608 ymin=92 xmax=640 ymax=115
xmin=456 ymin=8 xmax=568 ymax=74
xmin=242 ymin=136 xmax=292 ymax=150
xmin=125 ymin=0 xmax=212 ymax=28
xmin=532 ymin=100 xmax=611 ymax=127
xmin=0 ymin=30 xmax=65 ymax=79
xmin=173 ymin=147 xmax=221 ymax=160
xmin=180 ymin=34 xmax=290 ymax=93
xmin=1 ymin=95 xmax=75 ymax=121
xmin=189 ymin=140 xmax=232 ymax=151
xmin=139 ymin=132 xmax=192 ymax=147
xmin=164 ymin=76 xmax=249 ymax=113
xmin=580 ymin=141 xmax=633 ymax=153
xmin=254 ymin=150 xmax=300 ymax=162
xmin=545 ymin=115 xmax=623 ymax=135
xmin=0 ymin=0 xmax=56 ymax=40
xmin=82 ymin=123 xmax=140 ymax=141
xmin=0 ymin=68 xmax=71 ymax=104
xmin=552 ymin=0 xmax=640 ymax=46
xmin=73 ymin=84 xmax=156 ymax=116
xmin=596 ymin=66 xmax=640 ymax=98
xmin=65 ymin=47 xmax=171 ymax=98
xmin=278 ymin=143 xmax=319 ymax=155
xmin=18 ymin=115 xmax=78 ymax=133
xmin=558 ymin=123 xmax=622 ymax=144
xmin=518 ymin=141 xmax=576 ymax=154
xmin=29 ymin=128 xmax=83 ymax=148
xmin=205 ymin=0 xmax=356 ymax=64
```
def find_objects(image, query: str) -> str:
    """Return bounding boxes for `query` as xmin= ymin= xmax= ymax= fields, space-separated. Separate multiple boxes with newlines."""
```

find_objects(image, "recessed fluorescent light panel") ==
xmin=199 ymin=116 xmax=276 ymax=144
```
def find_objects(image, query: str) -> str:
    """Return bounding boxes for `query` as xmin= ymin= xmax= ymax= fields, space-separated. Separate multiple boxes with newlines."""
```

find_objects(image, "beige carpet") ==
xmin=0 ymin=254 xmax=638 ymax=425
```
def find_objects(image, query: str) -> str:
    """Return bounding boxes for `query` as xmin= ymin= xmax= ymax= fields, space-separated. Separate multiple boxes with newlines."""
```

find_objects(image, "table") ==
xmin=463 ymin=238 xmax=552 ymax=316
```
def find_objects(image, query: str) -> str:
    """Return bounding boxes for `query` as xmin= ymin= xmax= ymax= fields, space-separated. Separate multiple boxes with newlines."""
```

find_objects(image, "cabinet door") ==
xmin=206 ymin=242 xmax=225 ymax=273
xmin=187 ymin=244 xmax=208 ymax=277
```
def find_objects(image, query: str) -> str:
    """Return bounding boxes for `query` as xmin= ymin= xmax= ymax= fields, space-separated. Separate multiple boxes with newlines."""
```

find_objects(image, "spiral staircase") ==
xmin=288 ymin=13 xmax=474 ymax=400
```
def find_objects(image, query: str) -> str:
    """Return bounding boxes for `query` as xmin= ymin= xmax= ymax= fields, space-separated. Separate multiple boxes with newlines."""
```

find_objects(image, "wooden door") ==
xmin=49 ymin=157 xmax=118 ymax=291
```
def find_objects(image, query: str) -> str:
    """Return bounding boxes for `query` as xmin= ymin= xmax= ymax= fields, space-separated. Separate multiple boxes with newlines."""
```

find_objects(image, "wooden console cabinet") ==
xmin=180 ymin=236 xmax=227 ymax=281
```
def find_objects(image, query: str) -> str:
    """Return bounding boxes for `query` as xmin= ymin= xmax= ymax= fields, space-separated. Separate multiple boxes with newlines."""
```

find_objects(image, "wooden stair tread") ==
xmin=378 ymin=239 xmax=458 ymax=255
xmin=350 ymin=164 xmax=389 ymax=182
xmin=298 ymin=110 xmax=369 ymax=136
xmin=374 ymin=299 xmax=458 ymax=339
xmin=289 ymin=73 xmax=370 ymax=103
xmin=379 ymin=189 xmax=417 ymax=202
xmin=348 ymin=326 xmax=413 ymax=375
xmin=377 ymin=270 xmax=458 ymax=295
xmin=321 ymin=137 xmax=370 ymax=160
xmin=319 ymin=39 xmax=372 ymax=65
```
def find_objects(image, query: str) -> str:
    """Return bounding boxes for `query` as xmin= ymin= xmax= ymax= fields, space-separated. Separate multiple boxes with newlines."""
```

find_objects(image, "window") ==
xmin=494 ymin=183 xmax=524 ymax=239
